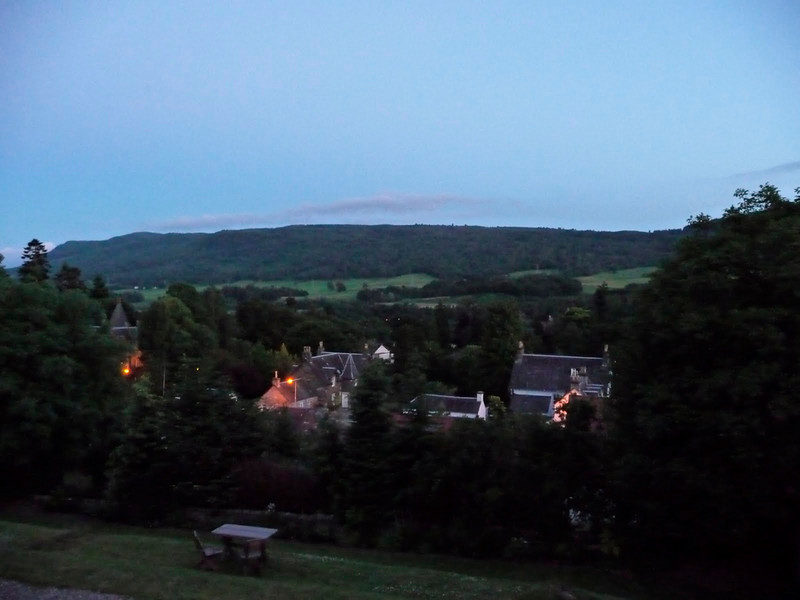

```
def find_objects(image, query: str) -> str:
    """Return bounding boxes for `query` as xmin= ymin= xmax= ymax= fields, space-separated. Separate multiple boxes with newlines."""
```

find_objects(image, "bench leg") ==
xmin=198 ymin=557 xmax=220 ymax=571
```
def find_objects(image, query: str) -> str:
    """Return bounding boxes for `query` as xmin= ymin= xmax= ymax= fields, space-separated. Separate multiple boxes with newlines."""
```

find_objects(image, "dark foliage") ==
xmin=54 ymin=262 xmax=86 ymax=292
xmin=18 ymin=239 xmax=50 ymax=283
xmin=47 ymin=225 xmax=683 ymax=286
xmin=220 ymin=284 xmax=309 ymax=303
xmin=105 ymin=369 xmax=270 ymax=521
xmin=357 ymin=273 xmax=582 ymax=302
xmin=89 ymin=275 xmax=110 ymax=299
xmin=608 ymin=184 xmax=800 ymax=584
xmin=0 ymin=281 xmax=128 ymax=494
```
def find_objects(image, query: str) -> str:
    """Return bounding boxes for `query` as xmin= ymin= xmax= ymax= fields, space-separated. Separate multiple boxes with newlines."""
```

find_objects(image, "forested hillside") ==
xmin=48 ymin=225 xmax=683 ymax=286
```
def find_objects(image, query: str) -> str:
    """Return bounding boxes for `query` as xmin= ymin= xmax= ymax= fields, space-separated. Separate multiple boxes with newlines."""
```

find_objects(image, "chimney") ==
xmin=570 ymin=368 xmax=580 ymax=390
xmin=317 ymin=340 xmax=325 ymax=355
xmin=517 ymin=340 xmax=524 ymax=356
xmin=476 ymin=391 xmax=484 ymax=404
xmin=602 ymin=344 xmax=611 ymax=369
xmin=303 ymin=346 xmax=312 ymax=362
xmin=363 ymin=343 xmax=370 ymax=360
xmin=272 ymin=371 xmax=281 ymax=388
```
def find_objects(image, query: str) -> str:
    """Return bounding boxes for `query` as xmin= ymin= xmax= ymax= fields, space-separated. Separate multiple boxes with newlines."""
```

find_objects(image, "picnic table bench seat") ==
xmin=192 ymin=530 xmax=224 ymax=571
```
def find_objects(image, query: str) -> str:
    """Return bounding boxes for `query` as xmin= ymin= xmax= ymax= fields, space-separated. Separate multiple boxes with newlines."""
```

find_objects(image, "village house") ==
xmin=109 ymin=299 xmax=137 ymax=342
xmin=371 ymin=344 xmax=393 ymax=362
xmin=109 ymin=299 xmax=143 ymax=376
xmin=508 ymin=343 xmax=611 ymax=420
xmin=258 ymin=341 xmax=390 ymax=412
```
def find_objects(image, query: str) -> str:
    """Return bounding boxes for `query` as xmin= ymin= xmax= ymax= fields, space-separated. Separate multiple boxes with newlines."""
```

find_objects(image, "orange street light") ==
xmin=285 ymin=377 xmax=302 ymax=403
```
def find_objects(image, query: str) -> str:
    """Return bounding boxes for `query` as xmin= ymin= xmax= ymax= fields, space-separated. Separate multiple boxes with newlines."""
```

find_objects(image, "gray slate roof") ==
xmin=509 ymin=353 xmax=608 ymax=394
xmin=411 ymin=394 xmax=480 ymax=415
xmin=308 ymin=351 xmax=367 ymax=384
xmin=109 ymin=301 xmax=137 ymax=341
xmin=509 ymin=393 xmax=553 ymax=415
xmin=508 ymin=353 xmax=610 ymax=416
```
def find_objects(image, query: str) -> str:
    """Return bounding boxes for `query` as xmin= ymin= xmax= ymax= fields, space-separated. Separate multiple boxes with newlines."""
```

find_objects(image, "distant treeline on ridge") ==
xmin=48 ymin=224 xmax=684 ymax=286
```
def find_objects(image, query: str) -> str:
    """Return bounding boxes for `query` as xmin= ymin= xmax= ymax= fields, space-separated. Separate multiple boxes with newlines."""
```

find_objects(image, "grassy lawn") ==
xmin=0 ymin=512 xmax=651 ymax=600
xmin=577 ymin=267 xmax=657 ymax=292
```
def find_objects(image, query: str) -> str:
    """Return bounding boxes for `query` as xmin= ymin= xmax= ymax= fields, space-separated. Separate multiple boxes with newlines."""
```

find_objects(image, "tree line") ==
xmin=46 ymin=224 xmax=684 ymax=286
xmin=355 ymin=273 xmax=583 ymax=302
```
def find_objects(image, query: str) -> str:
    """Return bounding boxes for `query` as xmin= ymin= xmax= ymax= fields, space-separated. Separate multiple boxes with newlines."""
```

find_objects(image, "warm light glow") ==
xmin=286 ymin=378 xmax=294 ymax=384
xmin=121 ymin=365 xmax=131 ymax=376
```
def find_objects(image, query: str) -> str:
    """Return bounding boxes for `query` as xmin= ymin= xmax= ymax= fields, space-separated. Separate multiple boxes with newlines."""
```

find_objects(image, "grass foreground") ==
xmin=0 ymin=510 xmax=652 ymax=600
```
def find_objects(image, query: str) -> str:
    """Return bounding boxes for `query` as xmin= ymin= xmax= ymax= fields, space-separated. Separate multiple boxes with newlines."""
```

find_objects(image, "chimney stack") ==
xmin=303 ymin=346 xmax=312 ymax=362
xmin=476 ymin=391 xmax=487 ymax=420
xmin=570 ymin=368 xmax=580 ymax=390
xmin=317 ymin=340 xmax=325 ymax=355
xmin=273 ymin=371 xmax=281 ymax=387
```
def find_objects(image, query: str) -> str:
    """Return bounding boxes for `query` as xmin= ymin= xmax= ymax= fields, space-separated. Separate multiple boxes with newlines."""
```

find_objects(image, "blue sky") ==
xmin=1 ymin=0 xmax=798 ymax=266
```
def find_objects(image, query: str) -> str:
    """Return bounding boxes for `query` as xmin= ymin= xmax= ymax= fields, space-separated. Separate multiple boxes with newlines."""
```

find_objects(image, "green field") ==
xmin=236 ymin=273 xmax=436 ymax=301
xmin=577 ymin=267 xmax=657 ymax=292
xmin=121 ymin=286 xmax=167 ymax=304
xmin=0 ymin=512 xmax=651 ymax=600
xmin=507 ymin=269 xmax=558 ymax=278
xmin=118 ymin=269 xmax=656 ymax=308
xmin=118 ymin=274 xmax=436 ymax=306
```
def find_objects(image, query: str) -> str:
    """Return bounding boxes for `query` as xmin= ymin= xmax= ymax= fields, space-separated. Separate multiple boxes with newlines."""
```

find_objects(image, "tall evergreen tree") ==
xmin=311 ymin=415 xmax=345 ymax=515
xmin=342 ymin=361 xmax=394 ymax=545
xmin=18 ymin=238 xmax=50 ymax=283
xmin=54 ymin=262 xmax=86 ymax=292
xmin=608 ymin=185 xmax=800 ymax=584
xmin=479 ymin=301 xmax=523 ymax=399
xmin=105 ymin=379 xmax=176 ymax=521
xmin=89 ymin=275 xmax=110 ymax=299
xmin=0 ymin=280 xmax=128 ymax=493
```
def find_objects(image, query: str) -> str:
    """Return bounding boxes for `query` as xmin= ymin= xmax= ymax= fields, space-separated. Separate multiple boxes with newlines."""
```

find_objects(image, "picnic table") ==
xmin=211 ymin=524 xmax=278 ymax=573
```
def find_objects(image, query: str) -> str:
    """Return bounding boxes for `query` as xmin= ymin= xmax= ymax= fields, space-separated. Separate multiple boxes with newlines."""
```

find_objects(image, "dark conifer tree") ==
xmin=54 ymin=262 xmax=86 ymax=292
xmin=341 ymin=361 xmax=393 ymax=545
xmin=18 ymin=238 xmax=50 ymax=282
xmin=608 ymin=185 xmax=800 ymax=587
xmin=89 ymin=275 xmax=110 ymax=299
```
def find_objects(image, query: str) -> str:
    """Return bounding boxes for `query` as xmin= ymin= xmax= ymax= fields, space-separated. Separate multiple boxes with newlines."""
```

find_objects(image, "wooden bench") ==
xmin=192 ymin=530 xmax=224 ymax=571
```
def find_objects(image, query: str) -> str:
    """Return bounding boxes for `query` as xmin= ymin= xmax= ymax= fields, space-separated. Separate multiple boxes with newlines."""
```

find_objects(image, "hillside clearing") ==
xmin=0 ymin=514 xmax=650 ymax=600
xmin=578 ymin=267 xmax=657 ymax=292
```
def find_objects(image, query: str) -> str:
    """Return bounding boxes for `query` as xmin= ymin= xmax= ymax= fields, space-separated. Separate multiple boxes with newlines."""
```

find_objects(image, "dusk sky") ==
xmin=1 ymin=1 xmax=798 ymax=266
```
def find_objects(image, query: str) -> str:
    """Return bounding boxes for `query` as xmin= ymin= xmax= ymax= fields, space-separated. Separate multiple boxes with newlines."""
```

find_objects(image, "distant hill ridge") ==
xmin=48 ymin=224 xmax=684 ymax=286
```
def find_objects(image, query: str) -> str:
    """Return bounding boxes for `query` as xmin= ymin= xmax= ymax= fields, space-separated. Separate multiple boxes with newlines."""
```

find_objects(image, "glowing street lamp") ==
xmin=285 ymin=377 xmax=302 ymax=403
